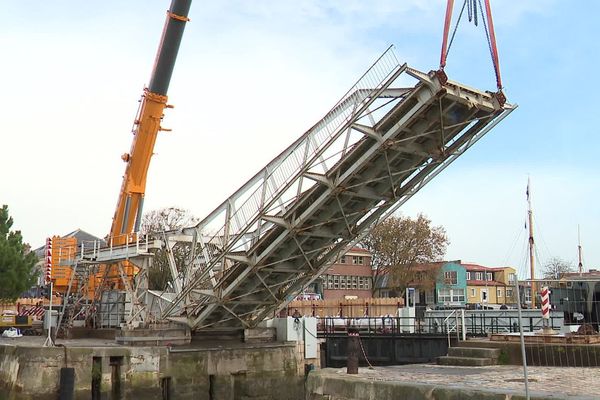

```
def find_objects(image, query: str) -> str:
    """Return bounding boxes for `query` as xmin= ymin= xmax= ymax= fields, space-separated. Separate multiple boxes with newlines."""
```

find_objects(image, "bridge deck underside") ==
xmin=166 ymin=67 xmax=512 ymax=330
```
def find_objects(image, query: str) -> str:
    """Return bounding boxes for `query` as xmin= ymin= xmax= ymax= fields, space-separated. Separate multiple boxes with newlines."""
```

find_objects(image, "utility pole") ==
xmin=527 ymin=178 xmax=536 ymax=308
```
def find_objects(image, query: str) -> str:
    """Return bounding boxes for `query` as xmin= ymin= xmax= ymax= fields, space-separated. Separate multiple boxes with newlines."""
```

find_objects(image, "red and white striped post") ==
xmin=540 ymin=286 xmax=556 ymax=334
xmin=541 ymin=286 xmax=550 ymax=319
xmin=44 ymin=237 xmax=53 ymax=284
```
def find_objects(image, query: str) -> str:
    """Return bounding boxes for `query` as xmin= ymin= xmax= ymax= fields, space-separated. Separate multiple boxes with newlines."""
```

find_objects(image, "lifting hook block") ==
xmin=435 ymin=69 xmax=448 ymax=85
xmin=494 ymin=90 xmax=506 ymax=107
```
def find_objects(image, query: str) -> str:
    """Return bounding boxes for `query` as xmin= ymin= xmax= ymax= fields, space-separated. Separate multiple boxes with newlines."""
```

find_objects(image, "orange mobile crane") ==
xmin=101 ymin=0 xmax=192 ymax=288
xmin=45 ymin=0 xmax=192 ymax=298
xmin=98 ymin=0 xmax=193 ymax=299
xmin=110 ymin=0 xmax=191 ymax=243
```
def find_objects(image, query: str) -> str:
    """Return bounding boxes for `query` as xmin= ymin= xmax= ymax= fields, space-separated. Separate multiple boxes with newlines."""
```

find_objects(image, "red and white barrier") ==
xmin=45 ymin=237 xmax=53 ymax=284
xmin=19 ymin=306 xmax=45 ymax=319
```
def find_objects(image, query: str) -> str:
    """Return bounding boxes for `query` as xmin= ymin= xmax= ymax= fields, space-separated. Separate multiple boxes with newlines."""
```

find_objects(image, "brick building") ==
xmin=316 ymin=247 xmax=373 ymax=300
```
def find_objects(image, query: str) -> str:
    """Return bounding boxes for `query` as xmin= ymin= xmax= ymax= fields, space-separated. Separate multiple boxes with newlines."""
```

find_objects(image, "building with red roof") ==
xmin=464 ymin=263 xmax=517 ymax=306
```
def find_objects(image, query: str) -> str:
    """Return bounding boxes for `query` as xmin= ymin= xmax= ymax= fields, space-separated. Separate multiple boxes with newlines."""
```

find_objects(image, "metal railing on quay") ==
xmin=424 ymin=309 xmax=563 ymax=337
xmin=316 ymin=315 xmax=442 ymax=336
xmin=314 ymin=309 xmax=565 ymax=338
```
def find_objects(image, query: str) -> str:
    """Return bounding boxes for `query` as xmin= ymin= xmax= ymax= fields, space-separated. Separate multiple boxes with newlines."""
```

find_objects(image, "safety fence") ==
xmin=511 ymin=278 xmax=600 ymax=368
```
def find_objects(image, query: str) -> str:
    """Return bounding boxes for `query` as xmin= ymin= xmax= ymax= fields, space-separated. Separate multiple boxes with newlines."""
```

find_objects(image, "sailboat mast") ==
xmin=578 ymin=225 xmax=583 ymax=275
xmin=527 ymin=178 xmax=536 ymax=308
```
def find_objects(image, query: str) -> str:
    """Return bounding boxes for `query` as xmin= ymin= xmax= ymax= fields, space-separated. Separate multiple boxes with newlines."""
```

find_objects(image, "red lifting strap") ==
xmin=439 ymin=0 xmax=455 ymax=70
xmin=483 ymin=0 xmax=502 ymax=90
xmin=438 ymin=0 xmax=503 ymax=92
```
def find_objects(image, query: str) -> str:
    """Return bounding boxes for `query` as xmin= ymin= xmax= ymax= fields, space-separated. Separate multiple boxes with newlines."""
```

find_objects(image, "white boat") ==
xmin=1 ymin=327 xmax=23 ymax=338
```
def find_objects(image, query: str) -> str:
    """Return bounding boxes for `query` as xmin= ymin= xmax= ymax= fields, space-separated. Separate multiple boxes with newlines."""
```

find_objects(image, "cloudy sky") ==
xmin=2 ymin=1 xmax=598 ymax=277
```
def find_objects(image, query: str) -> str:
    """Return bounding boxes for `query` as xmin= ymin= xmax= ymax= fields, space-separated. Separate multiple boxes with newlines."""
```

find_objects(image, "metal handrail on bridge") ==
xmin=78 ymin=233 xmax=153 ymax=263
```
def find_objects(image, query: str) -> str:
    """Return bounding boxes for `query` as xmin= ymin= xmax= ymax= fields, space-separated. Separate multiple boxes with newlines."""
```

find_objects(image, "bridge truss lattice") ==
xmin=148 ymin=46 xmax=515 ymax=331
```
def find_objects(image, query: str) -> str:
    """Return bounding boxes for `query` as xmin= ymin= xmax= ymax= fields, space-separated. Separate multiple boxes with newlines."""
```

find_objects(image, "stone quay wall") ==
xmin=0 ymin=342 xmax=306 ymax=400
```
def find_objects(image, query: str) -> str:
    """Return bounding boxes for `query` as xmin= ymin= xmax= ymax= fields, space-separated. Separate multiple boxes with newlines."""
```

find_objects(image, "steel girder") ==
xmin=157 ymin=47 xmax=515 ymax=331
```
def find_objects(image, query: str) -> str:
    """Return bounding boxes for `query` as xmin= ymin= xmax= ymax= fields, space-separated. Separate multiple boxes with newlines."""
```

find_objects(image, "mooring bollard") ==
xmin=347 ymin=326 xmax=359 ymax=374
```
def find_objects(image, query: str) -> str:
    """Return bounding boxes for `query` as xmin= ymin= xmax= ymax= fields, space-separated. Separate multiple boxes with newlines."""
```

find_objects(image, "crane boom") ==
xmin=110 ymin=0 xmax=192 ymax=245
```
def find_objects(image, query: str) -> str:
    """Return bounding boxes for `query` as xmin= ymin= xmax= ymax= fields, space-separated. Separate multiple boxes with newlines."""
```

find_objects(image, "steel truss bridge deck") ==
xmin=153 ymin=47 xmax=515 ymax=331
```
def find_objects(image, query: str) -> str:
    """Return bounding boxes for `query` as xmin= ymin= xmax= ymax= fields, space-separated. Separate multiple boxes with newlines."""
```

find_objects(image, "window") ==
xmin=439 ymin=288 xmax=465 ymax=304
xmin=506 ymin=288 xmax=513 ymax=298
xmin=497 ymin=288 xmax=503 ymax=298
xmin=340 ymin=276 xmax=346 ymax=289
xmin=466 ymin=272 xmax=471 ymax=281
xmin=452 ymin=289 xmax=465 ymax=302
xmin=352 ymin=256 xmax=364 ymax=265
xmin=352 ymin=276 xmax=358 ymax=289
xmin=438 ymin=288 xmax=452 ymax=303
xmin=425 ymin=290 xmax=435 ymax=304
xmin=365 ymin=279 xmax=371 ymax=289
xmin=486 ymin=272 xmax=493 ymax=281
xmin=475 ymin=272 xmax=483 ymax=281
xmin=508 ymin=273 xmax=516 ymax=283
xmin=443 ymin=271 xmax=457 ymax=285
xmin=470 ymin=288 xmax=476 ymax=297
xmin=340 ymin=256 xmax=346 ymax=264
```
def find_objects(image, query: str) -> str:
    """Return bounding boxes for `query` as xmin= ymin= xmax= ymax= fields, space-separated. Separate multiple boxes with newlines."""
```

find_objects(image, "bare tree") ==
xmin=362 ymin=214 xmax=449 ymax=297
xmin=542 ymin=257 xmax=574 ymax=279
xmin=141 ymin=207 xmax=198 ymax=235
xmin=141 ymin=207 xmax=199 ymax=290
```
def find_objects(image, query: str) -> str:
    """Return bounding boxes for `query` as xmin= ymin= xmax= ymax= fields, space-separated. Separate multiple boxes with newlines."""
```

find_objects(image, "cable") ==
xmin=532 ymin=215 xmax=558 ymax=270
xmin=502 ymin=224 xmax=525 ymax=267
xmin=303 ymin=320 xmax=319 ymax=340
xmin=478 ymin=0 xmax=498 ymax=85
xmin=446 ymin=0 xmax=468 ymax=62
xmin=357 ymin=335 xmax=374 ymax=369
xmin=517 ymin=236 xmax=530 ymax=280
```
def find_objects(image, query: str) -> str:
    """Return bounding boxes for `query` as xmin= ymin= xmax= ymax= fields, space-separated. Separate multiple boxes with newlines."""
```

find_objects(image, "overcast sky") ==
xmin=2 ymin=1 xmax=598 ymax=278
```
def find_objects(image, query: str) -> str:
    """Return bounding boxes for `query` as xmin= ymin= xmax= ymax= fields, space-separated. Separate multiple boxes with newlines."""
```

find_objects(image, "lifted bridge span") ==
xmin=147 ymin=46 xmax=515 ymax=331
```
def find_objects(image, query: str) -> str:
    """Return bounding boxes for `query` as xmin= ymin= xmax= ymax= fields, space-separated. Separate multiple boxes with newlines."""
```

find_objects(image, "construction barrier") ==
xmin=285 ymin=297 xmax=405 ymax=318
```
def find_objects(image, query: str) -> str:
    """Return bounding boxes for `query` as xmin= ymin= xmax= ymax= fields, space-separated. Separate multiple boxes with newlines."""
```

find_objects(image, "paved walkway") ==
xmin=325 ymin=364 xmax=600 ymax=399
